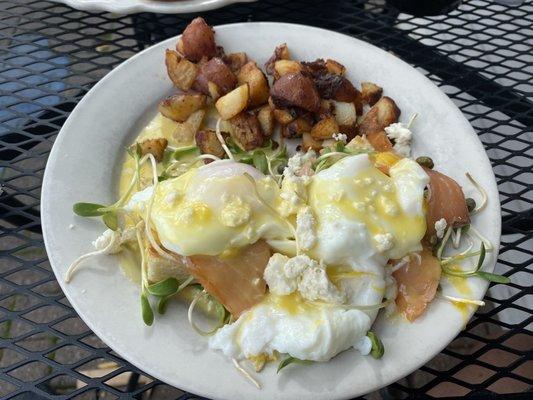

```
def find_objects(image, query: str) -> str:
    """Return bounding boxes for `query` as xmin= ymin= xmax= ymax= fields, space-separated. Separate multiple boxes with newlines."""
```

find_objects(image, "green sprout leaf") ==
xmin=476 ymin=272 xmax=510 ymax=284
xmin=141 ymin=293 xmax=154 ymax=326
xmin=253 ymin=151 xmax=268 ymax=174
xmin=475 ymin=242 xmax=486 ymax=272
xmin=73 ymin=202 xmax=107 ymax=217
xmin=147 ymin=277 xmax=180 ymax=297
xmin=173 ymin=146 xmax=198 ymax=160
xmin=367 ymin=331 xmax=384 ymax=359
xmin=157 ymin=296 xmax=170 ymax=315
xmin=277 ymin=356 xmax=312 ymax=373
xmin=335 ymin=141 xmax=345 ymax=152
xmin=102 ymin=212 xmax=118 ymax=231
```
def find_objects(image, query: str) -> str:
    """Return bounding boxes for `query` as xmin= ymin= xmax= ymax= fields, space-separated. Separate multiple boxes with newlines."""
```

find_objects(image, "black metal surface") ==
xmin=0 ymin=0 xmax=531 ymax=398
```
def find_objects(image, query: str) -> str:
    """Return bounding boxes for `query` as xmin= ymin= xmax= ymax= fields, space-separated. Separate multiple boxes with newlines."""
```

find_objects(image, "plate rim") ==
xmin=49 ymin=0 xmax=257 ymax=15
xmin=42 ymin=21 xmax=501 ymax=399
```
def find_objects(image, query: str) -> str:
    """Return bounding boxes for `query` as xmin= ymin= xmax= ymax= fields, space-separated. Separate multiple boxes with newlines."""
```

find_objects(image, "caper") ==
xmin=416 ymin=156 xmax=434 ymax=169
xmin=466 ymin=197 xmax=476 ymax=213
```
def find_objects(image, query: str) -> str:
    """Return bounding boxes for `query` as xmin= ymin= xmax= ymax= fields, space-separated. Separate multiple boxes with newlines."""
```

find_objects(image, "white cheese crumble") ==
xmin=296 ymin=206 xmax=316 ymax=251
xmin=373 ymin=233 xmax=395 ymax=253
xmin=68 ymin=224 xmax=75 ymax=230
xmin=385 ymin=122 xmax=412 ymax=157
xmin=332 ymin=132 xmax=348 ymax=143
xmin=263 ymin=254 xmax=345 ymax=304
xmin=92 ymin=229 xmax=122 ymax=254
xmin=220 ymin=195 xmax=251 ymax=227
xmin=435 ymin=218 xmax=447 ymax=239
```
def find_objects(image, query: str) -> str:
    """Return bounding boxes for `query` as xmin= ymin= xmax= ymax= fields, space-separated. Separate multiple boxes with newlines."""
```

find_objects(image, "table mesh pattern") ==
xmin=0 ymin=0 xmax=531 ymax=398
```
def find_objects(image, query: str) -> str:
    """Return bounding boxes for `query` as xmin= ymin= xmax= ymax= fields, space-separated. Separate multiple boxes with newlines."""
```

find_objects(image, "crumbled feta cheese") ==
xmin=220 ymin=195 xmax=251 ymax=227
xmin=332 ymin=133 xmax=348 ymax=143
xmin=435 ymin=218 xmax=447 ymax=239
xmin=68 ymin=224 xmax=75 ymax=230
xmin=284 ymin=150 xmax=316 ymax=179
xmin=279 ymin=176 xmax=308 ymax=216
xmin=374 ymin=233 xmax=395 ymax=252
xmin=380 ymin=197 xmax=399 ymax=216
xmin=92 ymin=229 xmax=122 ymax=254
xmin=385 ymin=122 xmax=412 ymax=157
xmin=296 ymin=207 xmax=316 ymax=251
xmin=355 ymin=336 xmax=372 ymax=356
xmin=263 ymin=254 xmax=344 ymax=303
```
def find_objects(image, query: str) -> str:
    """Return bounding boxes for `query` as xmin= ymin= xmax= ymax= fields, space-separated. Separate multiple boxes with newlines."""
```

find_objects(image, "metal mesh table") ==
xmin=0 ymin=0 xmax=531 ymax=398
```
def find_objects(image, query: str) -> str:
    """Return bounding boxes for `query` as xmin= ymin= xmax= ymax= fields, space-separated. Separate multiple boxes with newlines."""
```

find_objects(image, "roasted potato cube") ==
xmin=367 ymin=130 xmax=393 ymax=152
xmin=272 ymin=108 xmax=295 ymax=125
xmin=325 ymin=59 xmax=345 ymax=75
xmin=223 ymin=52 xmax=248 ymax=73
xmin=180 ymin=17 xmax=217 ymax=62
xmin=136 ymin=138 xmax=168 ymax=162
xmin=265 ymin=43 xmax=290 ymax=76
xmin=172 ymin=109 xmax=206 ymax=144
xmin=282 ymin=115 xmax=313 ymax=138
xmin=361 ymin=82 xmax=383 ymax=106
xmin=310 ymin=116 xmax=340 ymax=140
xmin=194 ymin=57 xmax=237 ymax=99
xmin=237 ymin=62 xmax=270 ymax=108
xmin=256 ymin=105 xmax=275 ymax=137
xmin=195 ymin=129 xmax=226 ymax=159
xmin=158 ymin=93 xmax=206 ymax=123
xmin=215 ymin=84 xmax=250 ymax=120
xmin=312 ymin=73 xmax=363 ymax=114
xmin=302 ymin=132 xmax=323 ymax=151
xmin=359 ymin=96 xmax=400 ymax=138
xmin=165 ymin=50 xmax=198 ymax=91
xmin=332 ymin=101 xmax=356 ymax=126
xmin=229 ymin=112 xmax=264 ymax=151
xmin=274 ymin=60 xmax=302 ymax=77
xmin=271 ymin=73 xmax=320 ymax=112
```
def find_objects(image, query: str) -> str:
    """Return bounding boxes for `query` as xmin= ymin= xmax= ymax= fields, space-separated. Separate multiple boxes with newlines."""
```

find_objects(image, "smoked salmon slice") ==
xmin=425 ymin=168 xmax=470 ymax=237
xmin=186 ymin=240 xmax=271 ymax=317
xmin=393 ymin=248 xmax=442 ymax=322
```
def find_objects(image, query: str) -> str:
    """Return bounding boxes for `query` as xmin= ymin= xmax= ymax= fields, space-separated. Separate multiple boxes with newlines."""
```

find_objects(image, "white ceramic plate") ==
xmin=42 ymin=23 xmax=501 ymax=400
xmin=50 ymin=0 xmax=256 ymax=15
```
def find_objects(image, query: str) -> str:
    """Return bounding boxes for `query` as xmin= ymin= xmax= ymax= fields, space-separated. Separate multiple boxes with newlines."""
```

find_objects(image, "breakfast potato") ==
xmin=173 ymin=109 xmax=206 ymax=143
xmin=165 ymin=50 xmax=198 ymax=91
xmin=325 ymin=59 xmax=345 ymax=75
xmin=310 ymin=116 xmax=340 ymax=140
xmin=270 ymin=72 xmax=320 ymax=112
xmin=302 ymin=132 xmax=323 ymax=151
xmin=194 ymin=57 xmax=237 ymax=99
xmin=158 ymin=93 xmax=206 ymax=122
xmin=256 ymin=105 xmax=275 ymax=136
xmin=359 ymin=96 xmax=400 ymax=137
xmin=332 ymin=101 xmax=356 ymax=126
xmin=180 ymin=17 xmax=217 ymax=62
xmin=223 ymin=52 xmax=248 ymax=73
xmin=215 ymin=84 xmax=250 ymax=120
xmin=282 ymin=115 xmax=313 ymax=138
xmin=229 ymin=112 xmax=264 ymax=150
xmin=265 ymin=43 xmax=290 ymax=76
xmin=136 ymin=138 xmax=168 ymax=162
xmin=274 ymin=60 xmax=302 ymax=77
xmin=272 ymin=108 xmax=296 ymax=125
xmin=195 ymin=129 xmax=226 ymax=159
xmin=361 ymin=82 xmax=383 ymax=106
xmin=237 ymin=62 xmax=270 ymax=108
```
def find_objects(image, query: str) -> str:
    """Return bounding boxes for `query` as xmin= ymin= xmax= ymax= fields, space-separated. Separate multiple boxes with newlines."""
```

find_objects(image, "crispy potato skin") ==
xmin=265 ymin=43 xmax=290 ymax=76
xmin=237 ymin=62 xmax=270 ymax=108
xmin=361 ymin=82 xmax=383 ymax=106
xmin=165 ymin=50 xmax=198 ymax=91
xmin=310 ymin=116 xmax=340 ymax=139
xmin=282 ymin=115 xmax=313 ymax=138
xmin=223 ymin=52 xmax=248 ymax=73
xmin=229 ymin=112 xmax=264 ymax=151
xmin=325 ymin=59 xmax=345 ymax=75
xmin=274 ymin=60 xmax=302 ymax=78
xmin=256 ymin=105 xmax=275 ymax=136
xmin=302 ymin=132 xmax=323 ymax=151
xmin=194 ymin=57 xmax=237 ymax=98
xmin=272 ymin=108 xmax=295 ymax=125
xmin=215 ymin=84 xmax=250 ymax=120
xmin=195 ymin=129 xmax=226 ymax=159
xmin=158 ymin=93 xmax=206 ymax=122
xmin=181 ymin=17 xmax=217 ymax=62
xmin=270 ymin=73 xmax=320 ymax=112
xmin=137 ymin=138 xmax=168 ymax=162
xmin=359 ymin=96 xmax=400 ymax=137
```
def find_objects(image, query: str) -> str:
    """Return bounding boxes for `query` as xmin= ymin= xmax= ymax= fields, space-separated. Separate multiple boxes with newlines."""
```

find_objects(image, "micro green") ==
xmin=367 ymin=331 xmax=384 ymax=359
xmin=141 ymin=293 xmax=154 ymax=326
xmin=277 ymin=356 xmax=312 ymax=373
